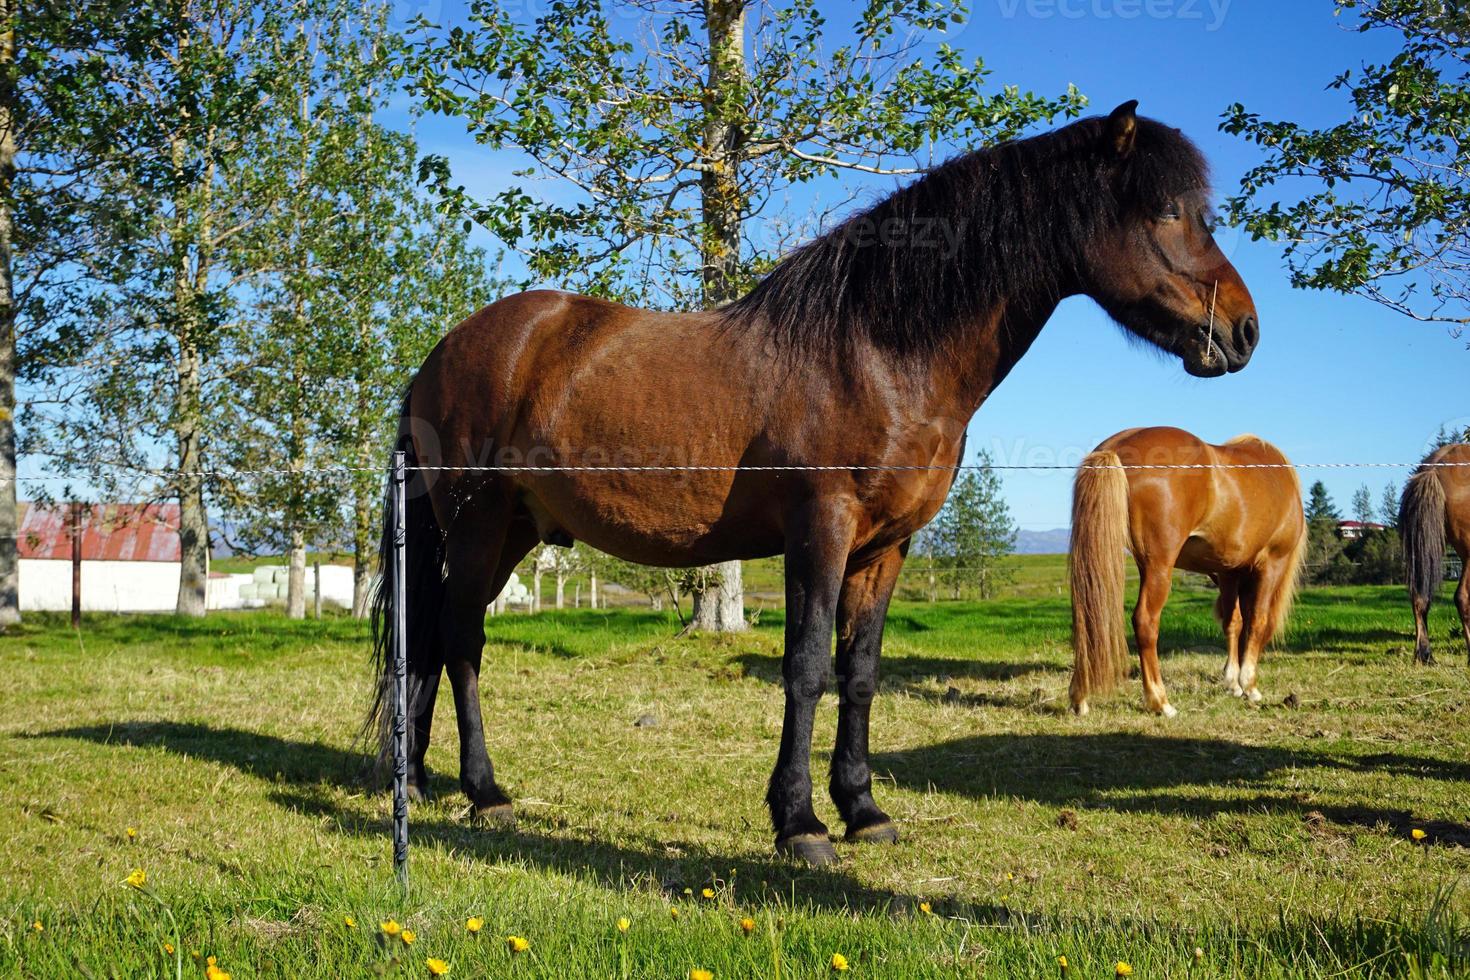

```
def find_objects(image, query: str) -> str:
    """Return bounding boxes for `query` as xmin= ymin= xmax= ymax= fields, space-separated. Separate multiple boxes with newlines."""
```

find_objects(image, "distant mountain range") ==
xmin=1015 ymin=527 xmax=1070 ymax=555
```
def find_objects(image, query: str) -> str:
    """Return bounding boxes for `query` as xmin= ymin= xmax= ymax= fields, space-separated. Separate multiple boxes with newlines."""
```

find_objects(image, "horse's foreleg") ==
xmin=1215 ymin=573 xmax=1244 ymax=696
xmin=769 ymin=504 xmax=853 ymax=866
xmin=442 ymin=510 xmax=538 ymax=823
xmin=830 ymin=545 xmax=905 ymax=845
xmin=1132 ymin=565 xmax=1176 ymax=716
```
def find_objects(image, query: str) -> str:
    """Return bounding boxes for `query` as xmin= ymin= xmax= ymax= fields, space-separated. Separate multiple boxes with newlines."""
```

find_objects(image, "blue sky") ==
xmin=387 ymin=0 xmax=1465 ymax=533
xmin=16 ymin=3 xmax=1461 ymax=545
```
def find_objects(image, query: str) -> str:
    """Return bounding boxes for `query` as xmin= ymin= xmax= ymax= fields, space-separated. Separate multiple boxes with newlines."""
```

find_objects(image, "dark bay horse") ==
xmin=370 ymin=102 xmax=1260 ymax=865
xmin=1069 ymin=428 xmax=1305 ymax=717
xmin=1400 ymin=443 xmax=1470 ymax=665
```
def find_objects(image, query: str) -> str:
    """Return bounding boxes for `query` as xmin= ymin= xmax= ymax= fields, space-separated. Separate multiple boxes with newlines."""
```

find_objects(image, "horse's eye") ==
xmin=1159 ymin=202 xmax=1181 ymax=221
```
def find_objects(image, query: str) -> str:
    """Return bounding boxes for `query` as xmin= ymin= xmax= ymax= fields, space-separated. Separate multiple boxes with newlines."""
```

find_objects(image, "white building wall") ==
xmin=20 ymin=558 xmax=182 ymax=613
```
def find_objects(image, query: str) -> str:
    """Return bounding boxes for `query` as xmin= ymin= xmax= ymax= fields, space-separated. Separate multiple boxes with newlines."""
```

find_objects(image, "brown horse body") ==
xmin=372 ymin=104 xmax=1259 ymax=864
xmin=1069 ymin=427 xmax=1304 ymax=716
xmin=1400 ymin=443 xmax=1470 ymax=664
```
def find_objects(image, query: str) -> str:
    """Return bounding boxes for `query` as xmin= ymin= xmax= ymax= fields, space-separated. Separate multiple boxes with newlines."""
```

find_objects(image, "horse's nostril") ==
xmin=1237 ymin=314 xmax=1259 ymax=351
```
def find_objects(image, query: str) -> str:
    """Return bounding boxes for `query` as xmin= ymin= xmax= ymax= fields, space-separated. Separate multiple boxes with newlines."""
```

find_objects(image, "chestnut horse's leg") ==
xmin=1237 ymin=563 xmax=1286 ymax=703
xmin=1456 ymin=563 xmax=1470 ymax=666
xmin=440 ymin=506 xmax=539 ymax=823
xmin=769 ymin=504 xmax=854 ymax=866
xmin=830 ymin=544 xmax=905 ymax=845
xmin=1132 ymin=562 xmax=1176 ymax=716
xmin=1215 ymin=573 xmax=1244 ymax=696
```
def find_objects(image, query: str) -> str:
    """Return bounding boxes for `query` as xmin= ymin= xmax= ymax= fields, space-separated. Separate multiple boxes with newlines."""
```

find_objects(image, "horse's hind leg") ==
xmin=1455 ymin=561 xmax=1470 ymax=666
xmin=830 ymin=545 xmax=904 ymax=845
xmin=1237 ymin=563 xmax=1286 ymax=703
xmin=1215 ymin=573 xmax=1244 ymax=696
xmin=1132 ymin=563 xmax=1176 ymax=716
xmin=441 ymin=504 xmax=539 ymax=822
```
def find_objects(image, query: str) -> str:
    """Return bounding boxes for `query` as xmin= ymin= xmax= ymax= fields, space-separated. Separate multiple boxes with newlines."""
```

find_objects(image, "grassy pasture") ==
xmin=3 ymin=581 xmax=1470 ymax=977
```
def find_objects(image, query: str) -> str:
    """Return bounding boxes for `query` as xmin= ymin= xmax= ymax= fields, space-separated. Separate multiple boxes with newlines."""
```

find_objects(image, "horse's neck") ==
xmin=918 ymin=297 xmax=1059 ymax=420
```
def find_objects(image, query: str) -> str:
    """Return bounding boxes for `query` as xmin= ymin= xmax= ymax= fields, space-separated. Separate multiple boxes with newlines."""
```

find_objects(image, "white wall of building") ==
xmin=21 ymin=558 xmax=182 ymax=613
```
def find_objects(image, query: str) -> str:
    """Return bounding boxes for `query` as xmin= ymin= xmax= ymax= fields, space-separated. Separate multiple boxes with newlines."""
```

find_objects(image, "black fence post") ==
xmin=391 ymin=450 xmax=409 ymax=892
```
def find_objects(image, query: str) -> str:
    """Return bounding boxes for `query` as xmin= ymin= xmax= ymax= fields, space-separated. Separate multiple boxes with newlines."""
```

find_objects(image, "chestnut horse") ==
xmin=1069 ymin=428 xmax=1304 ymax=717
xmin=1400 ymin=443 xmax=1470 ymax=665
xmin=370 ymin=103 xmax=1260 ymax=865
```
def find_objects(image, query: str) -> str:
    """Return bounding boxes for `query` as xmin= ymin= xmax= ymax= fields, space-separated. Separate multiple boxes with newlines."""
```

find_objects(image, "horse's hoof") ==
xmin=1072 ymin=700 xmax=1089 ymax=717
xmin=1246 ymin=689 xmax=1262 ymax=704
xmin=1160 ymin=703 xmax=1179 ymax=718
xmin=776 ymin=833 xmax=838 ymax=866
xmin=1228 ymin=684 xmax=1244 ymax=698
xmin=407 ymin=783 xmax=432 ymax=803
xmin=845 ymin=821 xmax=899 ymax=845
xmin=472 ymin=803 xmax=516 ymax=828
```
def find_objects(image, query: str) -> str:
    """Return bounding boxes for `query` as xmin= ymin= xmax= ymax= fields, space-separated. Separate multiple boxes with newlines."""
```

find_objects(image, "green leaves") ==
xmin=409 ymin=0 xmax=1085 ymax=309
xmin=1222 ymin=0 xmax=1469 ymax=327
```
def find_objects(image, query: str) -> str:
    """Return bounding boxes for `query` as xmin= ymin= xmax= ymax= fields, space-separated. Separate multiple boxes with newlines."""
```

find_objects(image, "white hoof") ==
xmin=1228 ymin=683 xmax=1244 ymax=698
xmin=1160 ymin=703 xmax=1179 ymax=718
xmin=1073 ymin=700 xmax=1089 ymax=717
xmin=1247 ymin=689 xmax=1262 ymax=704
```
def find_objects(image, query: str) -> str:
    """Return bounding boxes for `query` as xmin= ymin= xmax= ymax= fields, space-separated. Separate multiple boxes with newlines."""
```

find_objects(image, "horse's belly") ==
xmin=519 ymin=474 xmax=785 ymax=566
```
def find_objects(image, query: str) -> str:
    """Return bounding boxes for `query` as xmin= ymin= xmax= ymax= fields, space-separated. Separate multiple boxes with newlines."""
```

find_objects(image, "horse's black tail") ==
xmin=366 ymin=388 xmax=446 ymax=780
xmin=1400 ymin=465 xmax=1447 ymax=614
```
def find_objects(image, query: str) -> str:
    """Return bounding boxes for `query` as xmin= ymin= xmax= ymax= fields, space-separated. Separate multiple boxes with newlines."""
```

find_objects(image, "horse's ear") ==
xmin=1105 ymin=100 xmax=1139 ymax=158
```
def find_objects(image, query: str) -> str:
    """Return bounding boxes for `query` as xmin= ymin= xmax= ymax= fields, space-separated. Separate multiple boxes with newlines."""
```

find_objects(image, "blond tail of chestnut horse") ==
xmin=1068 ymin=450 xmax=1131 ymax=714
xmin=1400 ymin=465 xmax=1447 ymax=664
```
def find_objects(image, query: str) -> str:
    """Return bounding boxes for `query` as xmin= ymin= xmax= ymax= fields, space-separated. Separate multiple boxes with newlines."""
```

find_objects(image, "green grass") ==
xmin=4 ymin=583 xmax=1470 ymax=977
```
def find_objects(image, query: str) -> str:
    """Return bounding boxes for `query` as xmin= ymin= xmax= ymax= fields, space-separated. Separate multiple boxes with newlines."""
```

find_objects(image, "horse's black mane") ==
xmin=721 ymin=113 xmax=1210 ymax=359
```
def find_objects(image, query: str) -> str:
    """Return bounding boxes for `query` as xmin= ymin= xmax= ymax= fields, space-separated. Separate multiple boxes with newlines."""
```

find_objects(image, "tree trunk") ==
xmin=590 ymin=568 xmax=598 ymax=609
xmin=555 ymin=569 xmax=565 ymax=610
xmin=533 ymin=568 xmax=542 ymax=613
xmin=286 ymin=530 xmax=306 ymax=619
xmin=690 ymin=0 xmax=748 ymax=633
xmin=175 ymin=337 xmax=209 ymax=617
xmin=0 ymin=0 xmax=18 ymax=629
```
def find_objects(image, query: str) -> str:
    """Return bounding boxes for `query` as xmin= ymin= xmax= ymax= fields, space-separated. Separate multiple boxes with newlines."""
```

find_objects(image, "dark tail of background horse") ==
xmin=1399 ymin=466 xmax=1446 ymax=665
xmin=1068 ymin=449 xmax=1130 ymax=714
xmin=367 ymin=388 xmax=447 ymax=777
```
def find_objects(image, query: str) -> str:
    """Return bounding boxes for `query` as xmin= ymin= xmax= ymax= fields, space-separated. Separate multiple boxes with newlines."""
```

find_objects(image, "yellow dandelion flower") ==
xmin=739 ymin=917 xmax=755 ymax=935
xmin=918 ymin=902 xmax=932 ymax=915
xmin=1058 ymin=955 xmax=1068 ymax=970
xmin=830 ymin=952 xmax=849 ymax=972
xmin=31 ymin=921 xmax=42 ymax=933
xmin=207 ymin=956 xmax=217 ymax=966
xmin=506 ymin=935 xmax=529 ymax=955
xmin=381 ymin=919 xmax=402 ymax=936
xmin=126 ymin=827 xmax=137 ymax=840
xmin=343 ymin=915 xmax=356 ymax=929
xmin=205 ymin=965 xmax=231 ymax=980
xmin=690 ymin=970 xmax=714 ymax=980
xmin=162 ymin=943 xmax=174 ymax=955
xmin=401 ymin=929 xmax=417 ymax=946
xmin=1116 ymin=962 xmax=1133 ymax=977
xmin=617 ymin=917 xmax=630 ymax=934
xmin=670 ymin=907 xmax=680 ymax=920
xmin=701 ymin=887 xmax=716 ymax=900
xmin=1412 ymin=828 xmax=1428 ymax=841
xmin=124 ymin=868 xmax=146 ymax=889
xmin=466 ymin=916 xmax=484 ymax=933
xmin=190 ymin=949 xmax=201 ymax=961
xmin=427 ymin=958 xmax=451 ymax=976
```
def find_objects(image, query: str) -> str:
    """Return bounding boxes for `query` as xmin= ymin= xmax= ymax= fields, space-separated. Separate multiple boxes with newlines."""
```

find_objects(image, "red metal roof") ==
xmin=17 ymin=502 xmax=181 ymax=563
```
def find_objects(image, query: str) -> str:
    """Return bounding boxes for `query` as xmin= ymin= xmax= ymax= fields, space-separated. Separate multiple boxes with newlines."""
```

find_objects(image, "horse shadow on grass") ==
xmin=872 ymin=731 xmax=1470 ymax=845
xmin=35 ymin=721 xmax=978 ymax=916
